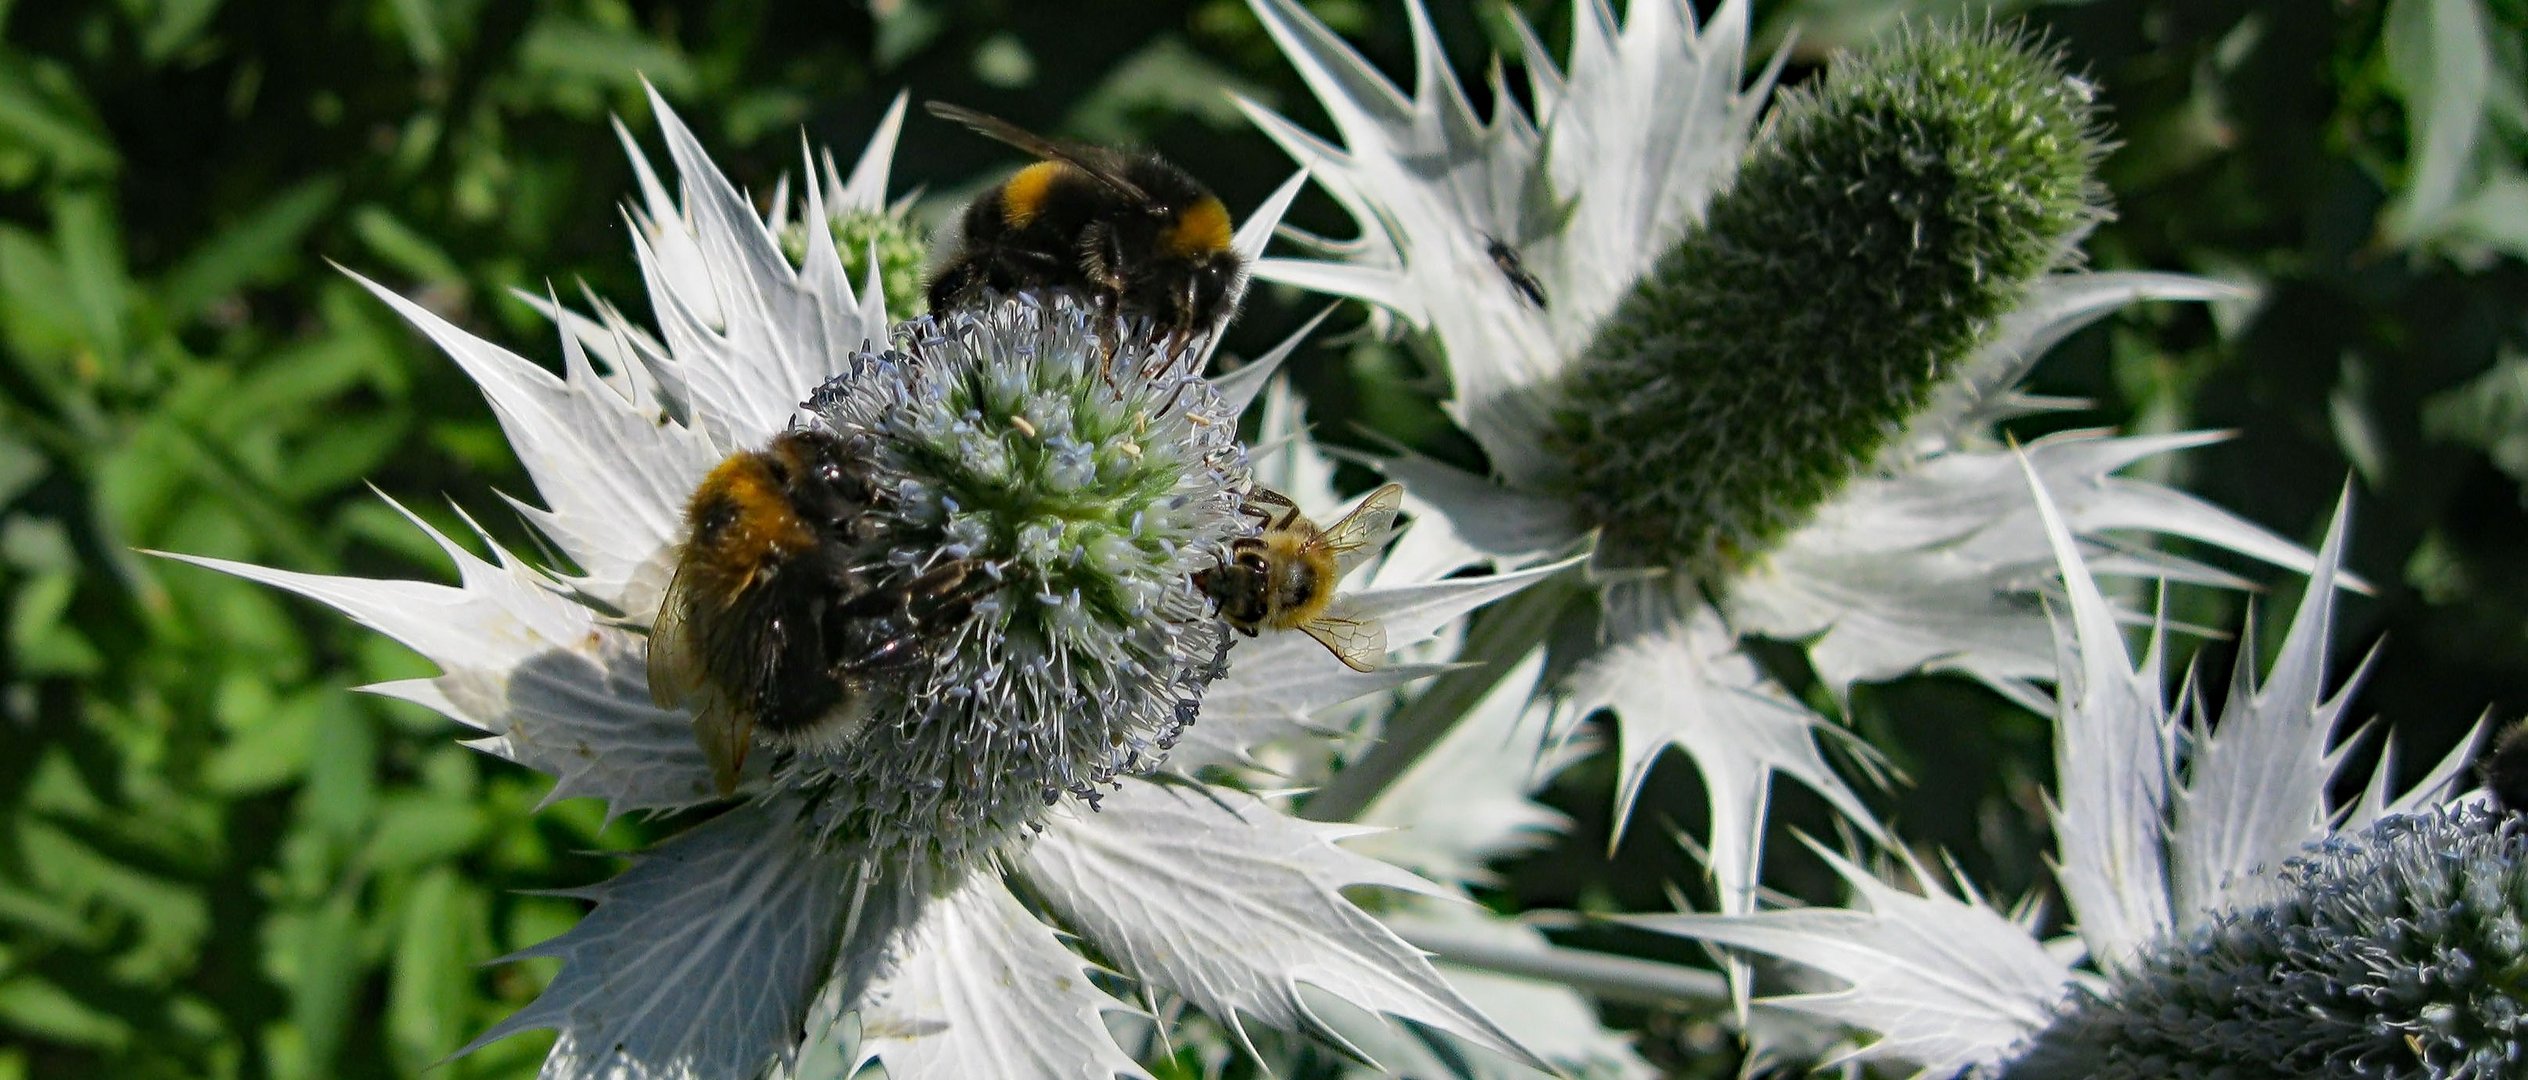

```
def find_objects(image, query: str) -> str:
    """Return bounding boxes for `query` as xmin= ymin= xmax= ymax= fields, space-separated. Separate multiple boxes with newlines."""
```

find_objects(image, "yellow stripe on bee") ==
xmin=1000 ymin=162 xmax=1066 ymax=229
xmin=1163 ymin=197 xmax=1233 ymax=259
xmin=693 ymin=452 xmax=816 ymax=574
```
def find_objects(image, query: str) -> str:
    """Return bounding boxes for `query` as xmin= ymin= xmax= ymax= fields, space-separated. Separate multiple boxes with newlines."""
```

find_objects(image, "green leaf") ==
xmin=0 ymin=878 xmax=95 ymax=943
xmin=515 ymin=15 xmax=697 ymax=102
xmin=8 ymin=573 xmax=103 ymax=676
xmin=48 ymin=188 xmax=134 ymax=372
xmin=348 ymin=204 xmax=465 ymax=286
xmin=362 ymin=792 xmax=489 ymax=873
xmin=134 ymin=0 xmax=226 ymax=64
xmin=0 ymin=224 xmax=84 ymax=377
xmin=1066 ymin=37 xmax=1268 ymax=139
xmin=386 ymin=869 xmax=485 ymax=1072
xmin=0 ymin=58 xmax=117 ymax=177
xmin=0 ymin=515 xmax=78 ymax=574
xmin=202 ymin=678 xmax=331 ymax=796
xmin=296 ymin=699 xmax=379 ymax=844
xmin=275 ymin=412 xmax=410 ymax=499
xmin=218 ymin=333 xmax=382 ymax=435
xmin=267 ymin=889 xmax=363 ymax=1079
xmin=15 ymin=818 xmax=208 ymax=983
xmin=0 ymin=975 xmax=132 ymax=1050
xmin=157 ymin=176 xmax=343 ymax=322
xmin=382 ymin=0 xmax=449 ymax=67
xmin=0 ymin=430 xmax=47 ymax=509
xmin=2436 ymin=169 xmax=2528 ymax=260
xmin=2381 ymin=0 xmax=2494 ymax=242
xmin=2423 ymin=349 xmax=2528 ymax=492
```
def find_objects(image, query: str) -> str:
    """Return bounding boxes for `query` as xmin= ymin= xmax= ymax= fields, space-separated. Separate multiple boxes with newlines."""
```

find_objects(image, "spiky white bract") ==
xmin=1338 ymin=650 xmax=1656 ymax=1080
xmin=1204 ymin=399 xmax=1652 ymax=1080
xmin=169 ymin=94 xmax=1557 ymax=1079
xmin=1635 ymin=477 xmax=2490 ymax=1076
xmin=1243 ymin=0 xmax=2316 ymax=925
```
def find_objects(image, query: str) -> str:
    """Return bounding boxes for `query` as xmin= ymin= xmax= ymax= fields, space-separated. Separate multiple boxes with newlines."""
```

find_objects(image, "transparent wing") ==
xmin=645 ymin=552 xmax=708 ymax=710
xmin=1298 ymin=595 xmax=1387 ymax=673
xmin=923 ymin=102 xmax=1150 ymax=202
xmin=647 ymin=551 xmax=752 ymax=796
xmin=690 ymin=693 xmax=753 ymax=797
xmin=1319 ymin=483 xmax=1404 ymax=579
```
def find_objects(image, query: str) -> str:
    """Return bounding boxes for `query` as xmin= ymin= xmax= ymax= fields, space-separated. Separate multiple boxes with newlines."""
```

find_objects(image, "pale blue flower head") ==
xmin=776 ymin=297 xmax=1245 ymax=873
xmin=167 ymin=90 xmax=1569 ymax=1080
xmin=2006 ymin=802 xmax=2528 ymax=1078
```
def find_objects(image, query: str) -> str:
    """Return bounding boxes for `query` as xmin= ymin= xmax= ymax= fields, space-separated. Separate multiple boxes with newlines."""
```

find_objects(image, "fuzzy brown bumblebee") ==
xmin=1198 ymin=484 xmax=1402 ymax=673
xmin=647 ymin=428 xmax=994 ymax=795
xmin=923 ymin=101 xmax=1246 ymax=347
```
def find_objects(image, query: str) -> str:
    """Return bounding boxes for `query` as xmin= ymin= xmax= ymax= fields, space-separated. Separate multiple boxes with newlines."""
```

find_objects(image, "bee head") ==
xmin=1175 ymin=247 xmax=1244 ymax=330
xmin=1148 ymin=196 xmax=1238 ymax=325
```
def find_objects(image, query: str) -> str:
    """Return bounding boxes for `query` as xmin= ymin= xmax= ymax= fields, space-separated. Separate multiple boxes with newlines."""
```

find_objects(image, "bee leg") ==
xmin=1152 ymin=375 xmax=1193 ymax=419
xmin=1075 ymin=224 xmax=1136 ymax=383
xmin=1140 ymin=325 xmax=1195 ymax=382
xmin=1240 ymin=487 xmax=1299 ymax=530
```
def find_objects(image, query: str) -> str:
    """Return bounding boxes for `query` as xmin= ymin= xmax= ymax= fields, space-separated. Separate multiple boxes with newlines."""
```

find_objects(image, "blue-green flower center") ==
xmin=779 ymin=293 xmax=1246 ymax=874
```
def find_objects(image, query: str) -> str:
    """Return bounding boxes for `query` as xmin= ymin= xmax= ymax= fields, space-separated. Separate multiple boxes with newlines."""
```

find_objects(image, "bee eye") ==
xmin=1240 ymin=553 xmax=1269 ymax=575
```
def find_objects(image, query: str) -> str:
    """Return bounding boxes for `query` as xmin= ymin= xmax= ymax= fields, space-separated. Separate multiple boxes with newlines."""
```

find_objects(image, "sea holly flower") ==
xmin=165 ymin=92 xmax=1562 ymax=1079
xmin=1635 ymin=478 xmax=2499 ymax=1076
xmin=1243 ymin=0 xmax=2316 ymax=921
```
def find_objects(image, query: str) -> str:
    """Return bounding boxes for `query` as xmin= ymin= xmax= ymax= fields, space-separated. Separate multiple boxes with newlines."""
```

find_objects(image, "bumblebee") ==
xmin=923 ymin=101 xmax=1246 ymax=348
xmin=647 ymin=429 xmax=993 ymax=795
xmin=1483 ymin=232 xmax=1548 ymax=310
xmin=2487 ymin=718 xmax=2528 ymax=815
xmin=1198 ymin=484 xmax=1404 ymax=673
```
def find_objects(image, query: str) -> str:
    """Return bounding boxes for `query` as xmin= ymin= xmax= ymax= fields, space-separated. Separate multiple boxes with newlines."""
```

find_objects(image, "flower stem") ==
xmin=1397 ymin=923 xmax=1728 ymax=1008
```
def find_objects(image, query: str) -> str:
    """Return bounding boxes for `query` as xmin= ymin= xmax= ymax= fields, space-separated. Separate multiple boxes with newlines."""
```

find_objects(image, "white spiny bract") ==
xmin=1634 ymin=477 xmax=2495 ymax=1077
xmin=1244 ymin=0 xmax=2317 ymax=925
xmin=166 ymin=91 xmax=1557 ymax=1080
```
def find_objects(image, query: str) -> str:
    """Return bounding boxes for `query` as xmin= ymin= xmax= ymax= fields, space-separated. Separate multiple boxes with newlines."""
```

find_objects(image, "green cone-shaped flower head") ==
xmin=1557 ymin=23 xmax=2106 ymax=581
xmin=2007 ymin=803 xmax=2528 ymax=1079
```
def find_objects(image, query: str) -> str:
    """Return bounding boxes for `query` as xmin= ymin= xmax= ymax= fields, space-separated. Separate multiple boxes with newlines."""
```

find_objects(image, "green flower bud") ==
xmin=1556 ymin=24 xmax=2106 ymax=581
xmin=784 ymin=207 xmax=929 ymax=317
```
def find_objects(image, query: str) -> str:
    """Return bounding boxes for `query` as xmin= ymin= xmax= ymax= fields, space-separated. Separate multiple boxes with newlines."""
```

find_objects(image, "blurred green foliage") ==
xmin=0 ymin=0 xmax=2520 ymax=1077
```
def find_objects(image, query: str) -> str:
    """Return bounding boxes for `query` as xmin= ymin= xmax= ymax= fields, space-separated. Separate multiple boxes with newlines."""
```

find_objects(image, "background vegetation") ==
xmin=1 ymin=0 xmax=2520 ymax=1076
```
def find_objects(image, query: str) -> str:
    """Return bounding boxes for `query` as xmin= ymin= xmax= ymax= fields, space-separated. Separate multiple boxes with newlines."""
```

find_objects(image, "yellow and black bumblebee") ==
xmin=923 ymin=102 xmax=1246 ymax=346
xmin=1198 ymin=484 xmax=1403 ymax=673
xmin=647 ymin=429 xmax=994 ymax=795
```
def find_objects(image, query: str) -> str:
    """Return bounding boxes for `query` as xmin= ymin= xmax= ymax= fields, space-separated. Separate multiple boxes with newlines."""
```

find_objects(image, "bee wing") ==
xmin=645 ymin=556 xmax=708 ymax=710
xmin=690 ymin=693 xmax=754 ymax=797
xmin=648 ymin=553 xmax=751 ymax=796
xmin=1298 ymin=596 xmax=1387 ymax=673
xmin=924 ymin=102 xmax=1152 ymax=203
xmin=1318 ymin=483 xmax=1405 ymax=580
